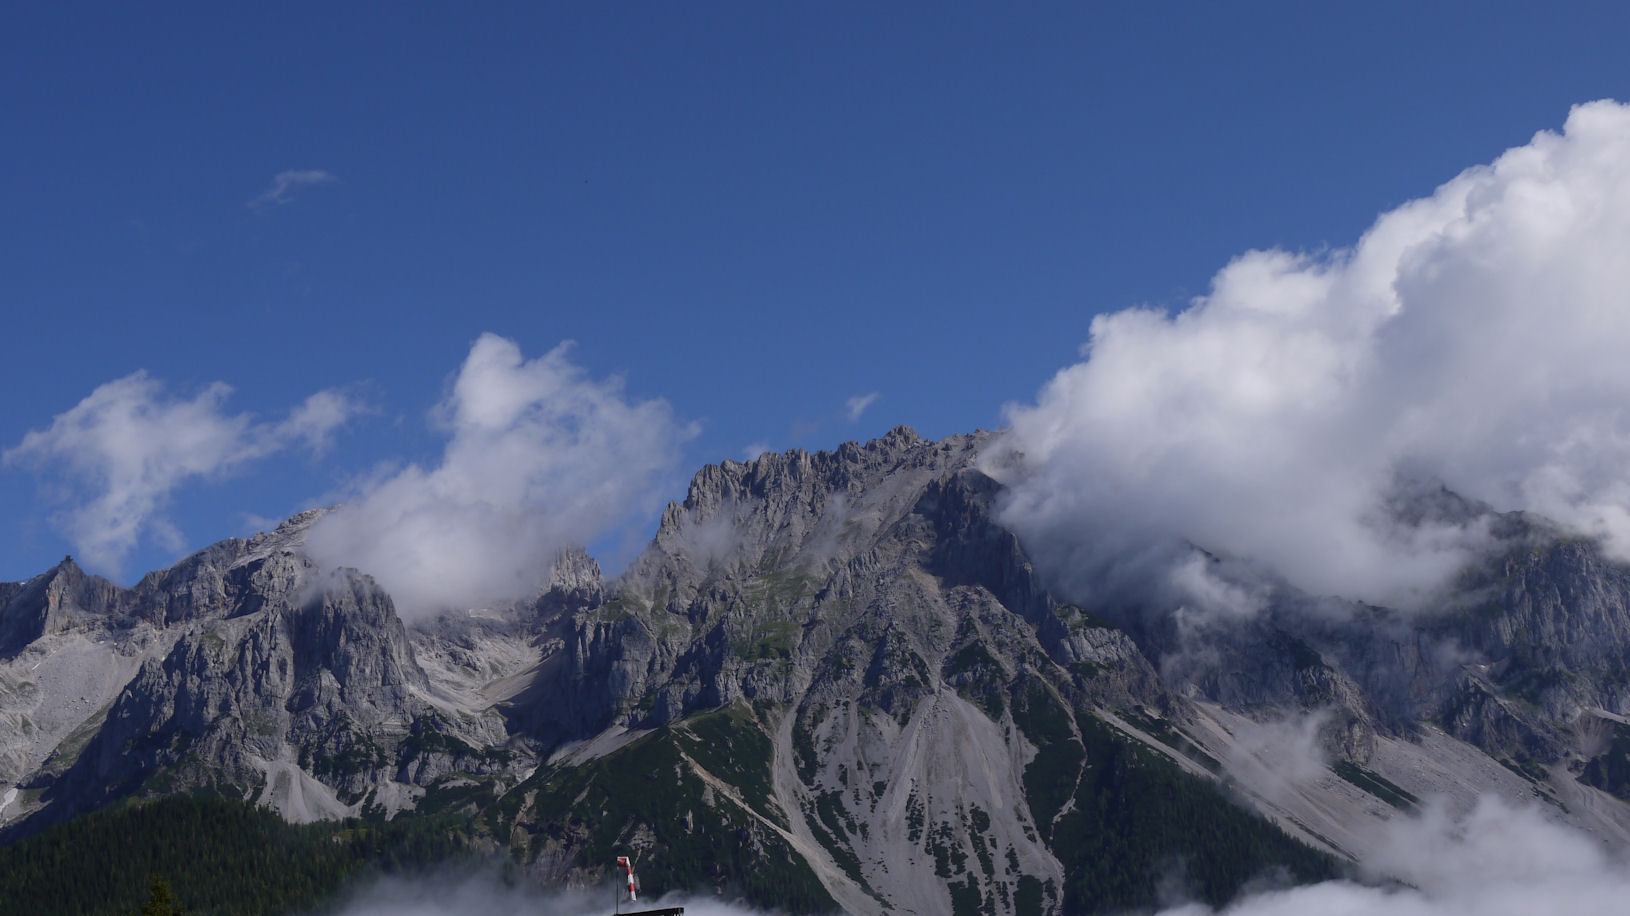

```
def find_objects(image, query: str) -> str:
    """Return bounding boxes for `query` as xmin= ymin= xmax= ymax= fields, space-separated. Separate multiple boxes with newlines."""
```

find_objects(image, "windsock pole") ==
xmin=617 ymin=855 xmax=637 ymax=903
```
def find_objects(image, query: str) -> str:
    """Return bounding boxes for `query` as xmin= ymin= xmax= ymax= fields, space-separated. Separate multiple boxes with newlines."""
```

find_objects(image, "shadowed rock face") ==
xmin=0 ymin=559 xmax=121 ymax=655
xmin=1144 ymin=532 xmax=1630 ymax=768
xmin=508 ymin=427 xmax=1160 ymax=738
xmin=10 ymin=427 xmax=1630 ymax=912
xmin=492 ymin=428 xmax=1178 ymax=913
xmin=1463 ymin=540 xmax=1630 ymax=671
xmin=4 ymin=516 xmax=450 ymax=833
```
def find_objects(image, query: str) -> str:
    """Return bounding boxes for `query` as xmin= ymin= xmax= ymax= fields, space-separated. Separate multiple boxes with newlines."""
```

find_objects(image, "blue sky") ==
xmin=3 ymin=2 xmax=1628 ymax=586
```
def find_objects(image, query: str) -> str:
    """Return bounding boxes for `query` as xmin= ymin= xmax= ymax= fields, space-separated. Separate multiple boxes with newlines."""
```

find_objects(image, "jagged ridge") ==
xmin=5 ymin=426 xmax=1630 ymax=913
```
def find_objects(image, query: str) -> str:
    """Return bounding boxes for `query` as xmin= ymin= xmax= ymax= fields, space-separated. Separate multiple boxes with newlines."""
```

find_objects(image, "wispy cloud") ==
xmin=248 ymin=169 xmax=338 ymax=208
xmin=1221 ymin=710 xmax=1330 ymax=805
xmin=845 ymin=392 xmax=879 ymax=422
xmin=742 ymin=442 xmax=771 ymax=461
xmin=3 ymin=374 xmax=364 ymax=575
xmin=304 ymin=333 xmax=696 ymax=619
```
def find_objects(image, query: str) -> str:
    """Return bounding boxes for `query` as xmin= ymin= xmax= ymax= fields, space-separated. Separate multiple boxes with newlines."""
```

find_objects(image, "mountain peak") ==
xmin=0 ymin=555 xmax=120 ymax=654
xmin=880 ymin=423 xmax=920 ymax=446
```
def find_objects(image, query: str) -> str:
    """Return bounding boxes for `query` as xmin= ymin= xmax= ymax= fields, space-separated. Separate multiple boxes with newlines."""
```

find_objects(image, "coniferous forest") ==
xmin=0 ymin=794 xmax=482 ymax=916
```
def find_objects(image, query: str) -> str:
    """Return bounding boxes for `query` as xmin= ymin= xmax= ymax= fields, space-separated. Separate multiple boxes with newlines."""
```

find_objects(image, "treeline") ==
xmin=513 ymin=710 xmax=839 ymax=914
xmin=1011 ymin=684 xmax=1339 ymax=914
xmin=1054 ymin=712 xmax=1339 ymax=912
xmin=0 ymin=794 xmax=482 ymax=916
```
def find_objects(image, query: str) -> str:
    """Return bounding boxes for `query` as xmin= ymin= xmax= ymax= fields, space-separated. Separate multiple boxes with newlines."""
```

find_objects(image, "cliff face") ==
xmin=505 ymin=428 xmax=1164 ymax=912
xmin=1 ymin=511 xmax=541 ymax=833
xmin=521 ymin=428 xmax=1155 ymax=728
xmin=6 ymin=427 xmax=1630 ymax=913
xmin=0 ymin=558 xmax=121 ymax=654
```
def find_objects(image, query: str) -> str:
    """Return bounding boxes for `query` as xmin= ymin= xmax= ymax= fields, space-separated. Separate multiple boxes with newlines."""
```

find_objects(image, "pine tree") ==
xmin=138 ymin=875 xmax=184 ymax=916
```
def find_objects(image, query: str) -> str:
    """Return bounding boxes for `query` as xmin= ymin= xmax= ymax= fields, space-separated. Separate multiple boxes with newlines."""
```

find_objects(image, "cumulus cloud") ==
xmin=845 ymin=392 xmax=880 ymax=421
xmin=3 ymin=374 xmax=362 ymax=575
xmin=986 ymin=100 xmax=1630 ymax=608
xmin=248 ymin=168 xmax=338 ymax=207
xmin=1160 ymin=795 xmax=1630 ymax=916
xmin=304 ymin=333 xmax=695 ymax=619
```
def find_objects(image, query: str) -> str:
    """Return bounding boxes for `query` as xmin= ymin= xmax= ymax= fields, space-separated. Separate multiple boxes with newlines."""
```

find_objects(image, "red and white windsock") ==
xmin=616 ymin=855 xmax=637 ymax=902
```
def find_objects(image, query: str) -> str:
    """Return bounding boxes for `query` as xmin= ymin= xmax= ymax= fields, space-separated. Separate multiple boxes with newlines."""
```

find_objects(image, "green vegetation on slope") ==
xmin=0 ymin=793 xmax=479 ymax=916
xmin=3 ymin=686 xmax=1345 ymax=916
xmin=504 ymin=704 xmax=837 ymax=915
xmin=1013 ymin=683 xmax=1339 ymax=914
xmin=1333 ymin=759 xmax=1419 ymax=812
xmin=4 ymin=704 xmax=833 ymax=916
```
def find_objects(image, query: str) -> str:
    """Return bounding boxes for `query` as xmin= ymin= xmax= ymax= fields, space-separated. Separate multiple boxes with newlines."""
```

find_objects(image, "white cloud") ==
xmin=275 ymin=388 xmax=361 ymax=453
xmin=3 ymin=374 xmax=362 ymax=575
xmin=335 ymin=871 xmax=772 ymax=916
xmin=1221 ymin=710 xmax=1330 ymax=806
xmin=658 ymin=501 xmax=748 ymax=576
xmin=303 ymin=796 xmax=1630 ymax=916
xmin=1160 ymin=796 xmax=1630 ymax=916
xmin=742 ymin=441 xmax=772 ymax=460
xmin=304 ymin=333 xmax=695 ymax=620
xmin=846 ymin=391 xmax=880 ymax=421
xmin=248 ymin=169 xmax=338 ymax=208
xmin=986 ymin=100 xmax=1630 ymax=608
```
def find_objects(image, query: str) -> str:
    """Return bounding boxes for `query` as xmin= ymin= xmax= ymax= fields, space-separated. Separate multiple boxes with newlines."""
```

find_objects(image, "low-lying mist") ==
xmin=1160 ymin=795 xmax=1630 ymax=916
xmin=328 ymin=792 xmax=1625 ymax=916
xmin=330 ymin=871 xmax=779 ymax=916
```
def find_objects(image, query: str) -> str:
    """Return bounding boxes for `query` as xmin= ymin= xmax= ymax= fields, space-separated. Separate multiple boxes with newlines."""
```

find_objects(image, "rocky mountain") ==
xmin=4 ymin=426 xmax=1630 ymax=914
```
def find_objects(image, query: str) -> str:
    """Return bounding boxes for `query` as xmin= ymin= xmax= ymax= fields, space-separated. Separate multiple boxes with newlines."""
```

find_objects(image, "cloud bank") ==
xmin=3 ymin=374 xmax=361 ymax=575
xmin=249 ymin=168 xmax=338 ymax=208
xmin=987 ymin=100 xmax=1630 ymax=608
xmin=329 ymin=800 xmax=1630 ymax=916
xmin=1160 ymin=796 xmax=1630 ymax=916
xmin=334 ymin=871 xmax=771 ymax=916
xmin=305 ymin=333 xmax=694 ymax=619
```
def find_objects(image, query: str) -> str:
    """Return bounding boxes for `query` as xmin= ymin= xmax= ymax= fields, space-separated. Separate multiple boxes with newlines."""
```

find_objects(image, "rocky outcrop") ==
xmin=489 ymin=427 xmax=1173 ymax=912
xmin=0 ymin=559 xmax=121 ymax=655
xmin=504 ymin=428 xmax=1163 ymax=736
xmin=1 ymin=512 xmax=532 ymax=838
